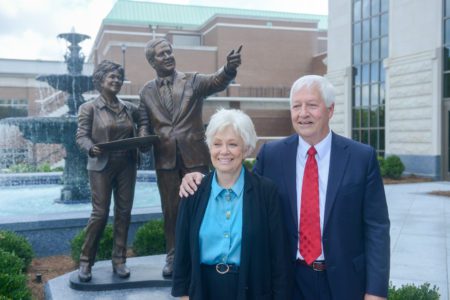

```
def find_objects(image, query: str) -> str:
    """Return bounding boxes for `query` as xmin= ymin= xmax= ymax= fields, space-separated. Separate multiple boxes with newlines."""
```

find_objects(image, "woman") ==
xmin=76 ymin=60 xmax=140 ymax=282
xmin=172 ymin=109 xmax=288 ymax=299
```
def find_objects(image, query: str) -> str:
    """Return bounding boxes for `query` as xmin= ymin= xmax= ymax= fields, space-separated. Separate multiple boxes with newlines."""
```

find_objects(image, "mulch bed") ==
xmin=383 ymin=175 xmax=433 ymax=185
xmin=27 ymin=255 xmax=76 ymax=300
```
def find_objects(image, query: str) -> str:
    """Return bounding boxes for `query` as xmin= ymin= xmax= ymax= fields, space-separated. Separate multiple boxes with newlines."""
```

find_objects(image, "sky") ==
xmin=0 ymin=0 xmax=328 ymax=61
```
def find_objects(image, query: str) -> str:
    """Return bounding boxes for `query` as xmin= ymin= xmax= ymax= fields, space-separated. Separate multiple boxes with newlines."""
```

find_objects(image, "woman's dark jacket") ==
xmin=171 ymin=168 xmax=289 ymax=300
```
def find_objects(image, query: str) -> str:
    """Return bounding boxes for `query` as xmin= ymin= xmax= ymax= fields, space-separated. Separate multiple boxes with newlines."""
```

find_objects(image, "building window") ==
xmin=352 ymin=0 xmax=388 ymax=156
xmin=172 ymin=34 xmax=201 ymax=47
xmin=444 ymin=0 xmax=450 ymax=98
xmin=0 ymin=99 xmax=28 ymax=120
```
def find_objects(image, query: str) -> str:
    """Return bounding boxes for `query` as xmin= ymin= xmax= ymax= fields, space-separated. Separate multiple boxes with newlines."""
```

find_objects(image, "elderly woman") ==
xmin=171 ymin=109 xmax=288 ymax=300
xmin=76 ymin=60 xmax=140 ymax=282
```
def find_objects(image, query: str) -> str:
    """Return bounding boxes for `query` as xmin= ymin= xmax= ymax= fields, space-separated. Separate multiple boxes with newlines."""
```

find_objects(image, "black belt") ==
xmin=297 ymin=259 xmax=326 ymax=271
xmin=202 ymin=263 xmax=240 ymax=274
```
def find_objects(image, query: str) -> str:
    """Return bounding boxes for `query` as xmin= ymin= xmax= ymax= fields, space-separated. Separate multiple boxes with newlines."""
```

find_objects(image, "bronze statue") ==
xmin=76 ymin=60 xmax=141 ymax=282
xmin=138 ymin=38 xmax=242 ymax=277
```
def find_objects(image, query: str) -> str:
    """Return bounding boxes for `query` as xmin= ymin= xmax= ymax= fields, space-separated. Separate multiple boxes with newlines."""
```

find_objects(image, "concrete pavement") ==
xmin=388 ymin=181 xmax=450 ymax=300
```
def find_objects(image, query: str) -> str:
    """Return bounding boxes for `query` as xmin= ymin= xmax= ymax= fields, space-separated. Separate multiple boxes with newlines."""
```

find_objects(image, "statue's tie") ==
xmin=161 ymin=79 xmax=174 ymax=114
xmin=299 ymin=146 xmax=321 ymax=265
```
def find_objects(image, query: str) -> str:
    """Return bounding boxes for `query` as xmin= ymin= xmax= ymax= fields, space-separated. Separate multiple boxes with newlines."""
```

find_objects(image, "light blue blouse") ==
xmin=199 ymin=167 xmax=244 ymax=265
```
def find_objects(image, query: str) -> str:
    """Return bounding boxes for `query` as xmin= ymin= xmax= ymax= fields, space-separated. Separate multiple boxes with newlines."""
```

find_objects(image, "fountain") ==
xmin=0 ymin=31 xmax=95 ymax=203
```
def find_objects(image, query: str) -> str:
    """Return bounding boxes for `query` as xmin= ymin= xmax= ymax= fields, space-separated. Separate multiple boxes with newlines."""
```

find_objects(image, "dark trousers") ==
xmin=80 ymin=156 xmax=136 ymax=266
xmin=201 ymin=264 xmax=239 ymax=300
xmin=156 ymin=154 xmax=208 ymax=261
xmin=294 ymin=262 xmax=332 ymax=300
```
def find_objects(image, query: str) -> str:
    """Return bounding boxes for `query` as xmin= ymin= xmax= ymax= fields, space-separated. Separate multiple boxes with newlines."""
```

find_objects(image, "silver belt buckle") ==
xmin=312 ymin=261 xmax=324 ymax=271
xmin=215 ymin=263 xmax=230 ymax=274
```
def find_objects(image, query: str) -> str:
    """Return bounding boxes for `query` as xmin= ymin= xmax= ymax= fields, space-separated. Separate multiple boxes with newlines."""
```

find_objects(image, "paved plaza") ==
xmin=388 ymin=181 xmax=450 ymax=299
xmin=46 ymin=181 xmax=450 ymax=299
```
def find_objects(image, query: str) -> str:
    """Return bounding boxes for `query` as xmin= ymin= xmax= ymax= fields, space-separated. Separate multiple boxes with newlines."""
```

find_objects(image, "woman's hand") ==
xmin=89 ymin=145 xmax=103 ymax=157
xmin=180 ymin=297 xmax=189 ymax=300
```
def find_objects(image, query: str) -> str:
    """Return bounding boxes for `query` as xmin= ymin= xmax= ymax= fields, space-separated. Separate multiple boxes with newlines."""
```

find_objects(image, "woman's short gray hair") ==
xmin=205 ymin=108 xmax=257 ymax=157
xmin=92 ymin=60 xmax=124 ymax=92
xmin=289 ymin=75 xmax=335 ymax=107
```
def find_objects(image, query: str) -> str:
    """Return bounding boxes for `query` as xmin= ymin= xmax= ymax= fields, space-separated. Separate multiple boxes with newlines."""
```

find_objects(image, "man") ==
xmin=180 ymin=75 xmax=390 ymax=299
xmin=138 ymin=38 xmax=241 ymax=277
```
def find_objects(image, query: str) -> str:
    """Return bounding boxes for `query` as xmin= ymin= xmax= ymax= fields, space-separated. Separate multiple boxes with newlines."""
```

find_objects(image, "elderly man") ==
xmin=180 ymin=75 xmax=390 ymax=300
xmin=138 ymin=38 xmax=241 ymax=277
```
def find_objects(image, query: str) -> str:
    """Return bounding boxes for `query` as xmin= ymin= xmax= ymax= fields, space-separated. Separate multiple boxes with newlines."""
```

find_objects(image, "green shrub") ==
xmin=0 ymin=231 xmax=33 ymax=271
xmin=377 ymin=156 xmax=386 ymax=177
xmin=388 ymin=282 xmax=439 ymax=300
xmin=0 ymin=249 xmax=24 ymax=275
xmin=51 ymin=166 xmax=64 ymax=172
xmin=36 ymin=163 xmax=52 ymax=172
xmin=7 ymin=163 xmax=35 ymax=173
xmin=384 ymin=155 xmax=405 ymax=179
xmin=243 ymin=158 xmax=256 ymax=171
xmin=71 ymin=224 xmax=114 ymax=265
xmin=133 ymin=219 xmax=165 ymax=256
xmin=0 ymin=250 xmax=31 ymax=300
xmin=7 ymin=162 xmax=62 ymax=173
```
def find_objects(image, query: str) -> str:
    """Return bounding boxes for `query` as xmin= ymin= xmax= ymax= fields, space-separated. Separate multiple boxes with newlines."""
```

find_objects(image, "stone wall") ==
xmin=385 ymin=49 xmax=440 ymax=177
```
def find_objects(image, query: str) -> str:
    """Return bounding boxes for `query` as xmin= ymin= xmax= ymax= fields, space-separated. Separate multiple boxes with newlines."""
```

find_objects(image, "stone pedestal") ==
xmin=45 ymin=255 xmax=176 ymax=300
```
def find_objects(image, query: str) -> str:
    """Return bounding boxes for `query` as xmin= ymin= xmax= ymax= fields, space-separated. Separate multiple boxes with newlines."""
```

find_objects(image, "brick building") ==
xmin=0 ymin=1 xmax=328 ymax=167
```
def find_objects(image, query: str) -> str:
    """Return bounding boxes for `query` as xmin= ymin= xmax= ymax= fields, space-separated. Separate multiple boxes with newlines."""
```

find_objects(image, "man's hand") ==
xmin=364 ymin=293 xmax=386 ymax=300
xmin=179 ymin=172 xmax=204 ymax=198
xmin=181 ymin=296 xmax=189 ymax=300
xmin=225 ymin=45 xmax=242 ymax=73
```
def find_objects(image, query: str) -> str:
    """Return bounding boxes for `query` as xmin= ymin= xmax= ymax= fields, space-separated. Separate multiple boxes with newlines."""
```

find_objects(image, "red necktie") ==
xmin=299 ymin=146 xmax=322 ymax=265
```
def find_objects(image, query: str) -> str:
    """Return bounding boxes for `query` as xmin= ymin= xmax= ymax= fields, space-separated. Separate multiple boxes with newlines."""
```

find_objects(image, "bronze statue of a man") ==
xmin=138 ymin=38 xmax=242 ymax=277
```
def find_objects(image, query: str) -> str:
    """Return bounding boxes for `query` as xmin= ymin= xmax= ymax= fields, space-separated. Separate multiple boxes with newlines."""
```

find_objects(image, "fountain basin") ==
xmin=0 ymin=171 xmax=162 ymax=257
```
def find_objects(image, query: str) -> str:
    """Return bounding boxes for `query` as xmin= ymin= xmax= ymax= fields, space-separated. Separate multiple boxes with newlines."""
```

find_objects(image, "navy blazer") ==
xmin=254 ymin=132 xmax=390 ymax=299
xmin=172 ymin=168 xmax=289 ymax=300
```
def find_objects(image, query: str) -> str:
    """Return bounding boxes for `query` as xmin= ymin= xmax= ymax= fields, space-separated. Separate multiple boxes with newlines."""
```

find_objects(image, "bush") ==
xmin=243 ymin=158 xmax=256 ymax=171
xmin=388 ymin=282 xmax=439 ymax=300
xmin=133 ymin=219 xmax=165 ymax=256
xmin=71 ymin=224 xmax=114 ymax=265
xmin=0 ymin=249 xmax=31 ymax=300
xmin=6 ymin=162 xmax=62 ymax=173
xmin=0 ymin=249 xmax=24 ymax=275
xmin=377 ymin=156 xmax=386 ymax=177
xmin=0 ymin=231 xmax=34 ymax=271
xmin=384 ymin=155 xmax=405 ymax=179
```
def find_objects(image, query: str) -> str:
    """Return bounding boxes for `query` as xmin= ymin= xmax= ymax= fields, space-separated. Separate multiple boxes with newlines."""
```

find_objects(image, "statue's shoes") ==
xmin=78 ymin=263 xmax=92 ymax=282
xmin=162 ymin=261 xmax=173 ymax=278
xmin=113 ymin=263 xmax=131 ymax=278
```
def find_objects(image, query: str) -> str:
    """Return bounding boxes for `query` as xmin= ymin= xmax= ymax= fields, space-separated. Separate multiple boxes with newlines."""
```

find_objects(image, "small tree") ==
xmin=0 ymin=249 xmax=31 ymax=300
xmin=0 ymin=231 xmax=34 ymax=271
xmin=384 ymin=155 xmax=405 ymax=179
xmin=388 ymin=282 xmax=439 ymax=300
xmin=133 ymin=219 xmax=165 ymax=256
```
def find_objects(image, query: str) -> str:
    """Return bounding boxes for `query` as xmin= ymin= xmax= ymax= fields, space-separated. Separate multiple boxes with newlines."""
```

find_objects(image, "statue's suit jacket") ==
xmin=76 ymin=96 xmax=140 ymax=171
xmin=138 ymin=68 xmax=235 ymax=170
xmin=254 ymin=132 xmax=390 ymax=299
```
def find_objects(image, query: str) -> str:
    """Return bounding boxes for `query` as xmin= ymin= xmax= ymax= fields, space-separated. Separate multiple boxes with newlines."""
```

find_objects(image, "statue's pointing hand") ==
xmin=225 ymin=45 xmax=242 ymax=73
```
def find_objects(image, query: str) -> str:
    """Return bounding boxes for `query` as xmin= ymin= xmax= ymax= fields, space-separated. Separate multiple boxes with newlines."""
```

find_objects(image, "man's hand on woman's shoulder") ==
xmin=179 ymin=172 xmax=204 ymax=198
